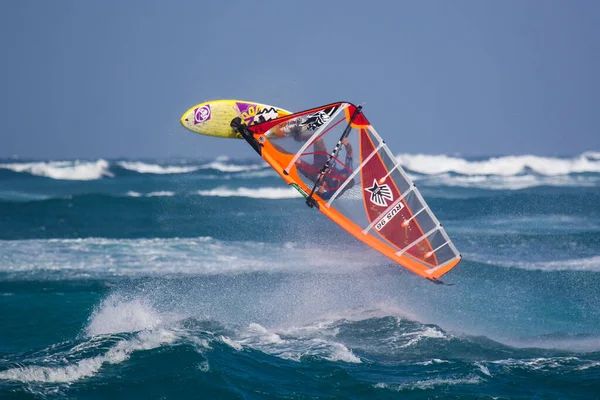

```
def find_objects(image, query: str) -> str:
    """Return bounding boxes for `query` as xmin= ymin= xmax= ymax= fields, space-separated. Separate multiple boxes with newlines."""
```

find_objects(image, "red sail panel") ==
xmin=358 ymin=128 xmax=435 ymax=264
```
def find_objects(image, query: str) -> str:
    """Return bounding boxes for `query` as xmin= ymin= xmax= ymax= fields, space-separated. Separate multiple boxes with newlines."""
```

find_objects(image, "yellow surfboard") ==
xmin=180 ymin=99 xmax=291 ymax=139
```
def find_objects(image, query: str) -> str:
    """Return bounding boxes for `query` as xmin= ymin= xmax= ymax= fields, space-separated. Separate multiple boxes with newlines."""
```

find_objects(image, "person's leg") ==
xmin=313 ymin=138 xmax=328 ymax=169
xmin=296 ymin=138 xmax=329 ymax=183
xmin=296 ymin=159 xmax=318 ymax=182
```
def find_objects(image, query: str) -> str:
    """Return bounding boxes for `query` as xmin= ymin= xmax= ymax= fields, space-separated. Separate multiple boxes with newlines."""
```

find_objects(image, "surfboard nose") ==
xmin=180 ymin=113 xmax=186 ymax=127
xmin=180 ymin=108 xmax=193 ymax=128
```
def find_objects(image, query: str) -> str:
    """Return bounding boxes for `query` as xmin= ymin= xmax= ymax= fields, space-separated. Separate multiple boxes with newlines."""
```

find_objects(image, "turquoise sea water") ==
xmin=1 ymin=154 xmax=599 ymax=399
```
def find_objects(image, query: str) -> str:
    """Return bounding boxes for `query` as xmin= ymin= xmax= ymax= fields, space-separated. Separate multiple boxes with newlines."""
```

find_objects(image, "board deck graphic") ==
xmin=180 ymin=100 xmax=291 ymax=139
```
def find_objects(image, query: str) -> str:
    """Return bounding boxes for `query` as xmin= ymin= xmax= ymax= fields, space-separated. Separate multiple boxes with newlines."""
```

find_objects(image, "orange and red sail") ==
xmin=245 ymin=102 xmax=461 ymax=280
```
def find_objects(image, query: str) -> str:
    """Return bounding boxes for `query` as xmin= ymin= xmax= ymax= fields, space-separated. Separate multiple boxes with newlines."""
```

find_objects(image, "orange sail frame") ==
xmin=246 ymin=102 xmax=461 ymax=281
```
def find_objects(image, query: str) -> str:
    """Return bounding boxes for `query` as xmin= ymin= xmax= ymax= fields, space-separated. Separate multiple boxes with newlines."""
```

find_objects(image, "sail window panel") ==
xmin=403 ymin=192 xmax=436 ymax=235
xmin=266 ymin=104 xmax=349 ymax=169
xmin=374 ymin=146 xmax=412 ymax=195
xmin=401 ymin=228 xmax=444 ymax=265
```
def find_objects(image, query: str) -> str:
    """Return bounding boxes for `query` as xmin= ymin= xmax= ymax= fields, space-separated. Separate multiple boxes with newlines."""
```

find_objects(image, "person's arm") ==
xmin=317 ymin=184 xmax=333 ymax=200
xmin=342 ymin=138 xmax=353 ymax=168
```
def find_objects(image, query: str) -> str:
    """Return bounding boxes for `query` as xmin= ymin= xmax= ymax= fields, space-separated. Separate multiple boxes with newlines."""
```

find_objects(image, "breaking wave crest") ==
xmin=471 ymin=255 xmax=600 ymax=272
xmin=0 ymin=330 xmax=176 ymax=383
xmin=417 ymin=173 xmax=600 ymax=190
xmin=396 ymin=153 xmax=600 ymax=176
xmin=2 ymin=153 xmax=598 ymax=183
xmin=125 ymin=191 xmax=175 ymax=197
xmin=117 ymin=161 xmax=199 ymax=174
xmin=0 ymin=160 xmax=112 ymax=180
xmin=0 ymin=296 xmax=176 ymax=384
xmin=197 ymin=186 xmax=301 ymax=199
xmin=199 ymin=161 xmax=268 ymax=173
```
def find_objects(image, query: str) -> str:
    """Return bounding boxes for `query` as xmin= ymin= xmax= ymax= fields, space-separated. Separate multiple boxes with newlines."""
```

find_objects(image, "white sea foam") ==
xmin=490 ymin=357 xmax=579 ymax=371
xmin=126 ymin=191 xmax=175 ymax=197
xmin=416 ymin=358 xmax=450 ymax=366
xmin=583 ymin=151 xmax=600 ymax=160
xmin=469 ymin=255 xmax=600 ymax=272
xmin=323 ymin=343 xmax=362 ymax=363
xmin=0 ymin=329 xmax=176 ymax=383
xmin=197 ymin=186 xmax=301 ymax=199
xmin=197 ymin=361 xmax=210 ymax=372
xmin=220 ymin=336 xmax=244 ymax=351
xmin=0 ymin=293 xmax=175 ymax=384
xmin=399 ymin=326 xmax=447 ymax=348
xmin=228 ymin=322 xmax=361 ymax=363
xmin=0 ymin=296 xmax=177 ymax=383
xmin=0 ymin=237 xmax=373 ymax=277
xmin=375 ymin=376 xmax=482 ymax=391
xmin=0 ymin=159 xmax=112 ymax=180
xmin=577 ymin=361 xmax=600 ymax=371
xmin=85 ymin=296 xmax=163 ymax=336
xmin=474 ymin=361 xmax=492 ymax=377
xmin=418 ymin=173 xmax=599 ymax=190
xmin=118 ymin=161 xmax=199 ymax=174
xmin=0 ymin=190 xmax=52 ymax=202
xmin=378 ymin=324 xmax=448 ymax=351
xmin=236 ymin=169 xmax=278 ymax=179
xmin=200 ymin=161 xmax=268 ymax=173
xmin=396 ymin=153 xmax=600 ymax=176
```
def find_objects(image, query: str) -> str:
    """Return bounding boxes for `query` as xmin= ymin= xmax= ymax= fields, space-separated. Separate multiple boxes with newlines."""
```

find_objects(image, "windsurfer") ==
xmin=294 ymin=135 xmax=354 ymax=200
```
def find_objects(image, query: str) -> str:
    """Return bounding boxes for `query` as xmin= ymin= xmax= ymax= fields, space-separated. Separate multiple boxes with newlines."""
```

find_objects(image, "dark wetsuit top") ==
xmin=319 ymin=153 xmax=354 ymax=200
xmin=296 ymin=151 xmax=354 ymax=200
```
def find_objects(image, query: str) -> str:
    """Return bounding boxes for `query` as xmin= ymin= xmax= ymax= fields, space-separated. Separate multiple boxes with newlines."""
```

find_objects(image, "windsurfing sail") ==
xmin=231 ymin=102 xmax=461 ymax=281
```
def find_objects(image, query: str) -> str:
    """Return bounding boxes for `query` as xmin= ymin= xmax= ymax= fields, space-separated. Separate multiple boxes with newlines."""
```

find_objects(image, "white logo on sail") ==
xmin=365 ymin=179 xmax=393 ymax=207
xmin=375 ymin=202 xmax=404 ymax=231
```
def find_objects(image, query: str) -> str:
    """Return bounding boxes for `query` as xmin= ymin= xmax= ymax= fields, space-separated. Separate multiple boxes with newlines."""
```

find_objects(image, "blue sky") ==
xmin=1 ymin=0 xmax=598 ymax=159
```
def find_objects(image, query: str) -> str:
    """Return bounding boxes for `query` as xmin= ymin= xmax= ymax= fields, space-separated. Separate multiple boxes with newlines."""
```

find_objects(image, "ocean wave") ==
xmin=117 ymin=161 xmax=199 ymax=174
xmin=197 ymin=186 xmax=301 ymax=199
xmin=0 ymin=295 xmax=180 ymax=384
xmin=0 ymin=159 xmax=112 ymax=180
xmin=199 ymin=161 xmax=269 ymax=173
xmin=452 ymin=214 xmax=600 ymax=235
xmin=0 ymin=329 xmax=176 ymax=384
xmin=417 ymin=173 xmax=600 ymax=190
xmin=0 ymin=158 xmax=271 ymax=180
xmin=0 ymin=191 xmax=178 ymax=203
xmin=86 ymin=296 xmax=164 ymax=336
xmin=396 ymin=153 xmax=600 ymax=176
xmin=235 ymin=169 xmax=278 ymax=179
xmin=467 ymin=255 xmax=600 ymax=272
xmin=0 ymin=190 xmax=52 ymax=202
xmin=126 ymin=191 xmax=175 ymax=197
xmin=0 ymin=237 xmax=376 ymax=278
xmin=505 ymin=335 xmax=600 ymax=353
xmin=3 ymin=153 xmax=598 ymax=183
xmin=583 ymin=151 xmax=600 ymax=160
xmin=3 ymin=291 xmax=600 ymax=396
xmin=375 ymin=376 xmax=482 ymax=391
xmin=489 ymin=357 xmax=583 ymax=371
xmin=221 ymin=323 xmax=361 ymax=363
